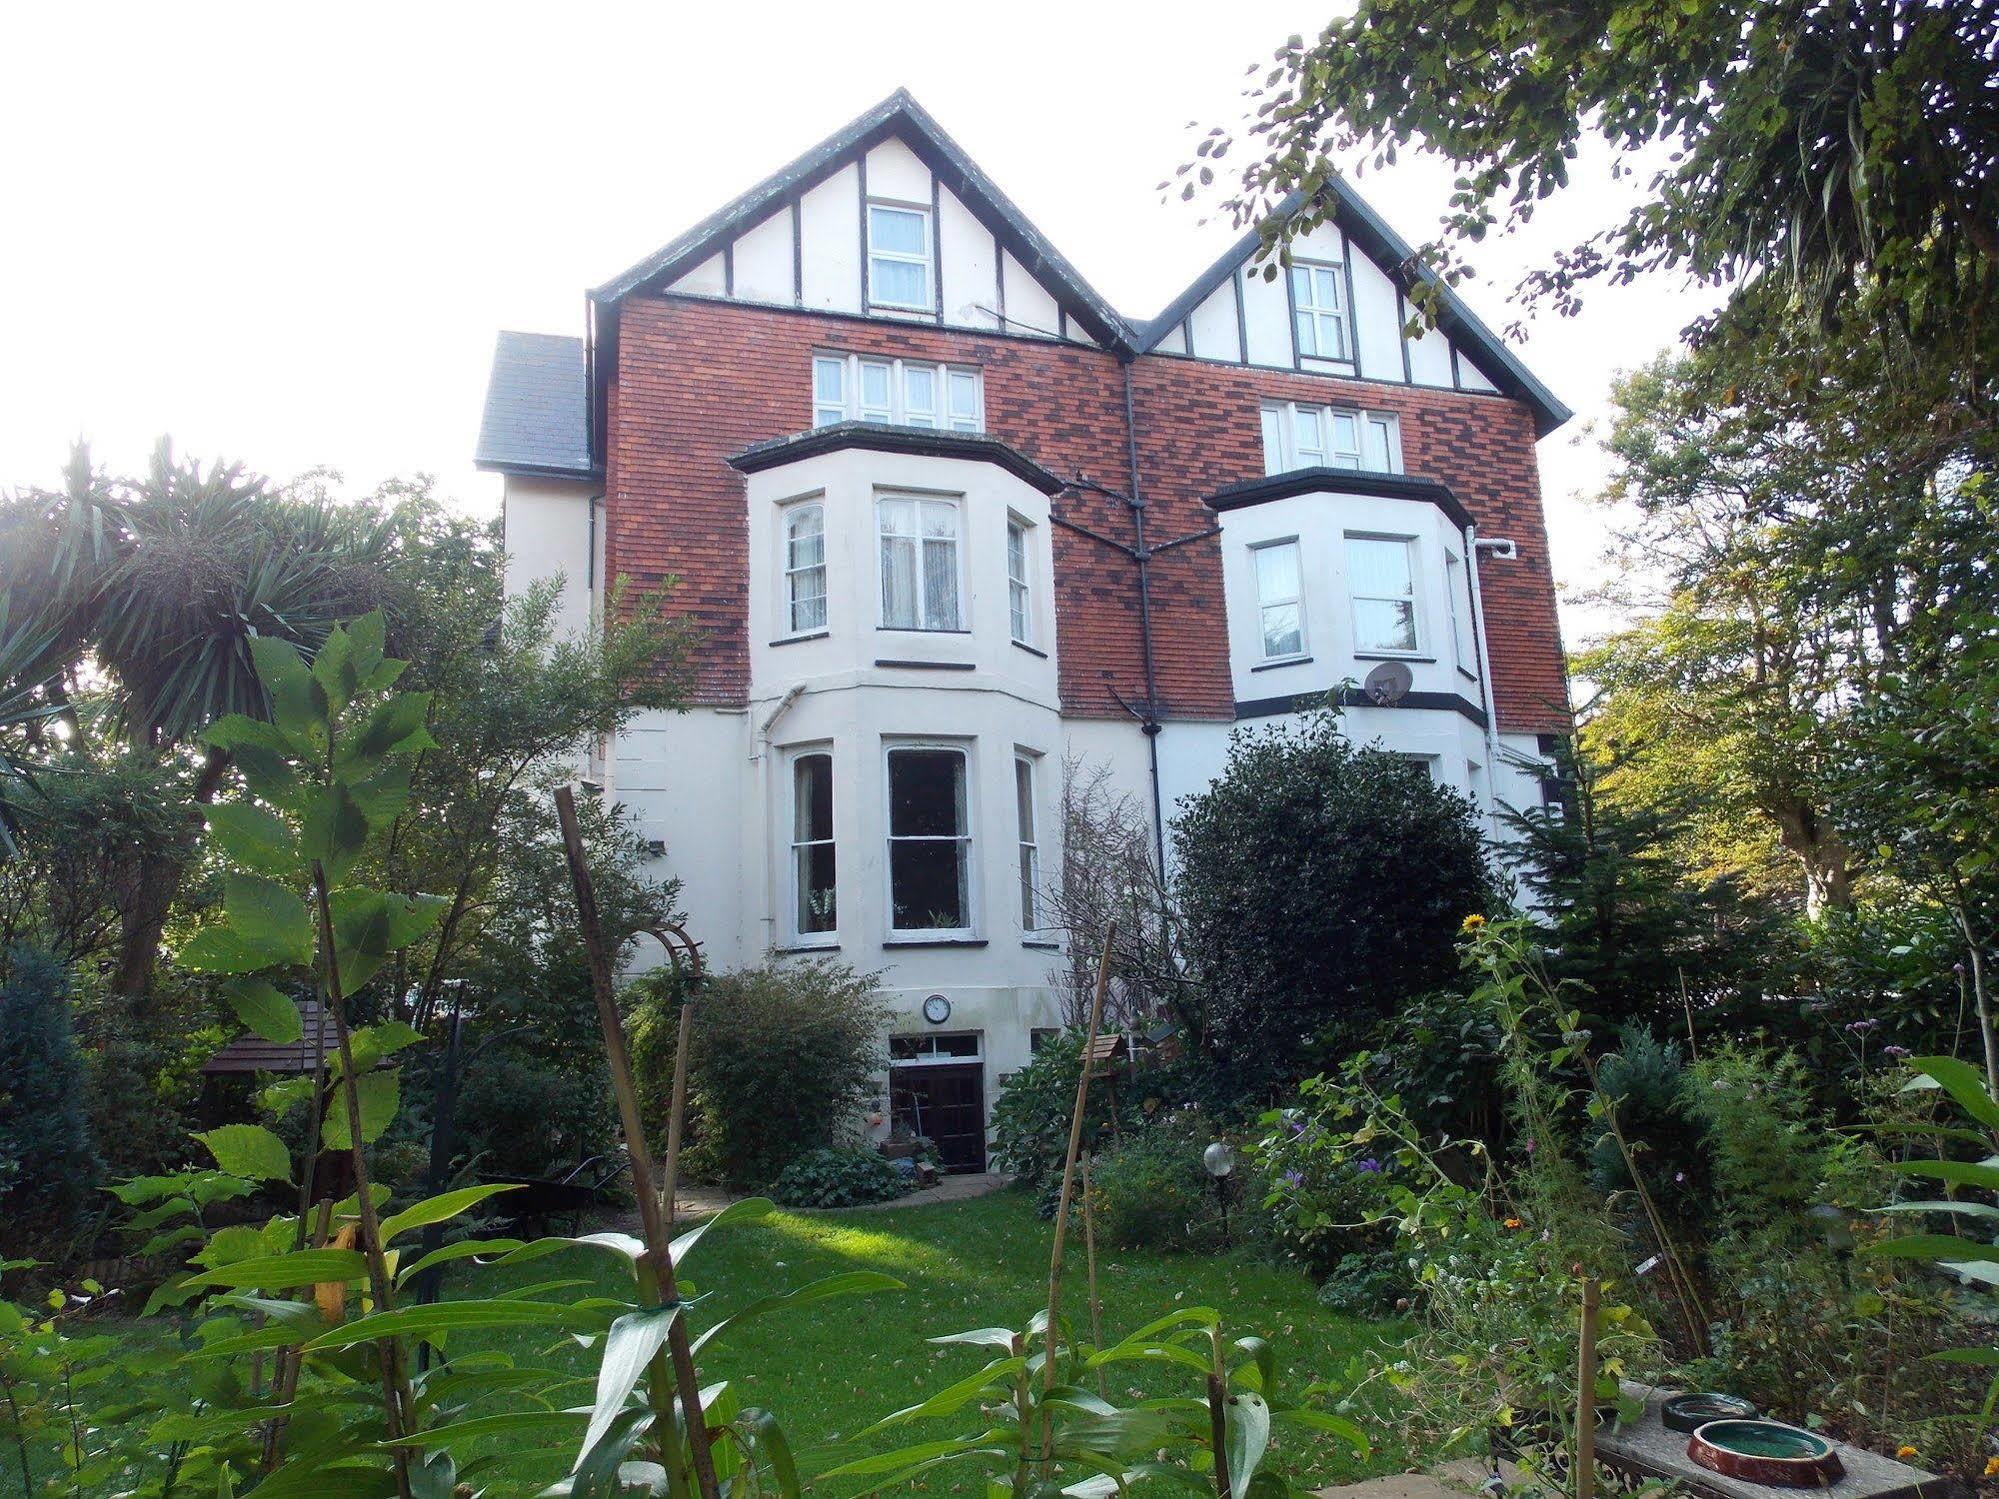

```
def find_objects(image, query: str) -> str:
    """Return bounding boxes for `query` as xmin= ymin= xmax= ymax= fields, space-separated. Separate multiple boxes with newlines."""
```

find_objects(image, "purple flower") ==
xmin=1524 ymin=1136 xmax=1537 ymax=1155
xmin=1287 ymin=1117 xmax=1307 ymax=1137
xmin=1356 ymin=1157 xmax=1381 ymax=1174
xmin=1283 ymin=1170 xmax=1304 ymax=1189
xmin=1845 ymin=1019 xmax=1880 ymax=1034
xmin=1883 ymin=1044 xmax=1911 ymax=1059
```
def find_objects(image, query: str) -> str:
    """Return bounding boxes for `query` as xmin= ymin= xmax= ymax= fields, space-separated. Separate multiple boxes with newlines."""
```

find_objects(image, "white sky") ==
xmin=0 ymin=0 xmax=1722 ymax=644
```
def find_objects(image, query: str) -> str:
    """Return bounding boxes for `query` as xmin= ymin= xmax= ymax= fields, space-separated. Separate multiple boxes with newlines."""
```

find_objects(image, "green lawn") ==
xmin=452 ymin=1186 xmax=1406 ymax=1495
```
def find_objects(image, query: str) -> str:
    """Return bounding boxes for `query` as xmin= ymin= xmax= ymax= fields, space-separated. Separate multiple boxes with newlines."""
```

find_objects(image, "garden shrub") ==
xmin=635 ymin=957 xmax=888 ymax=1189
xmin=1174 ymin=709 xmax=1494 ymax=1096
xmin=989 ymin=1030 xmax=1139 ymax=1196
xmin=770 ymin=1146 xmax=909 ymax=1208
xmin=0 ymin=948 xmax=98 ymax=1235
xmin=1087 ymin=1108 xmax=1226 ymax=1252
xmin=453 ymin=1043 xmax=614 ymax=1179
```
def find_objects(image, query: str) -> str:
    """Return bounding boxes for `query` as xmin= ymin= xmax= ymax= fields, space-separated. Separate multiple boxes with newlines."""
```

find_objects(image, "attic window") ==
xmin=867 ymin=202 xmax=933 ymax=310
xmin=1290 ymin=261 xmax=1350 ymax=361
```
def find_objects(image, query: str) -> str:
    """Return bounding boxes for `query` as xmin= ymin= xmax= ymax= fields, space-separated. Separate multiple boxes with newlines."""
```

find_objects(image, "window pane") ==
xmin=1261 ymin=602 xmax=1303 ymax=658
xmin=793 ymin=754 xmax=835 ymax=935
xmin=904 ymin=364 xmax=937 ymax=426
xmin=1314 ymin=267 xmax=1342 ymax=307
xmin=1363 ymin=415 xmax=1394 ymax=471
xmin=1254 ymin=542 xmax=1300 ymax=603
xmin=948 ymin=370 xmax=980 ymax=426
xmin=1294 ymin=308 xmax=1318 ymax=358
xmin=814 ymin=356 xmax=846 ymax=404
xmin=922 ymin=537 xmax=959 ymax=629
xmin=1353 ymin=598 xmax=1417 ymax=653
xmin=797 ymin=843 xmax=837 ymax=932
xmin=889 ymin=842 xmax=966 ymax=929
xmin=1260 ymin=405 xmax=1285 ymax=474
xmin=869 ymin=205 xmax=927 ymax=255
xmin=888 ymin=749 xmax=965 ymax=837
xmin=787 ymin=505 xmax=823 ymax=567
xmin=881 ymin=535 xmax=918 ymax=627
xmin=1019 ymin=842 xmax=1038 ymax=928
xmin=794 ymin=754 xmax=832 ymax=841
xmin=1329 ymin=411 xmax=1361 ymax=467
xmin=1292 ymin=406 xmax=1325 ymax=463
xmin=1347 ymin=537 xmax=1412 ymax=598
xmin=1015 ymin=757 xmax=1035 ymax=839
xmin=860 ymin=361 xmax=892 ymax=416
xmin=871 ymin=257 xmax=927 ymax=307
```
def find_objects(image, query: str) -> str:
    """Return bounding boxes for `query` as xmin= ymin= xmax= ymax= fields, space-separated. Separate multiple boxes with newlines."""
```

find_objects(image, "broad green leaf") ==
xmin=233 ymin=743 xmax=302 ymax=807
xmin=1231 ymin=1335 xmax=1275 ymax=1394
xmin=1872 ymin=1200 xmax=1999 ymax=1222
xmin=303 ymin=1298 xmax=607 ymax=1350
xmin=180 ymin=926 xmax=282 ymax=975
xmin=817 ymin=1431 xmax=1011 ymax=1481
xmin=312 ymin=621 xmax=362 ymax=719
xmin=250 ymin=634 xmax=327 ymax=740
xmin=323 ymin=1069 xmax=400 ymax=1150
xmin=380 ymin=1184 xmax=522 ymax=1242
xmin=339 ymin=691 xmax=436 ymax=778
xmin=859 ymin=1356 xmax=1023 ymax=1435
xmin=301 ymin=780 xmax=370 ymax=885
xmin=194 ymin=1124 xmax=293 ymax=1182
xmin=395 ymin=1237 xmax=529 ymax=1288
xmin=668 ymin=1196 xmax=775 ymax=1265
xmin=1870 ymin=1234 xmax=1999 ymax=1264
xmin=570 ymin=1406 xmax=657 ymax=1499
xmin=230 ymin=1457 xmax=395 ymax=1499
xmin=205 ymin=803 xmax=299 ymax=876
xmin=582 ymin=1304 xmax=682 ymax=1460
xmin=220 ymin=977 xmax=303 ymax=1044
xmin=927 ymin=1326 xmax=1019 ymax=1351
xmin=203 ymin=713 xmax=294 ymax=758
xmin=1275 ymin=1406 xmax=1369 ymax=1453
xmin=381 ymin=1409 xmax=587 ymax=1448
xmin=495 ymin=1232 xmax=646 ymax=1273
xmin=340 ymin=1019 xmax=424 ymax=1075
xmin=348 ymin=760 xmax=413 ymax=824
xmin=1115 ymin=1306 xmax=1222 ymax=1344
xmin=1088 ymin=1340 xmax=1213 ymax=1376
xmin=224 ymin=872 xmax=314 ymax=966
xmin=331 ymin=890 xmax=448 ymax=994
xmin=346 ymin=610 xmax=389 ymax=685
xmin=1225 ymin=1390 xmax=1272 ymax=1499
xmin=185 ymin=1249 xmax=368 ymax=1292
xmin=1926 ymin=1347 xmax=1999 ymax=1367
xmin=691 ymin=1270 xmax=902 ymax=1356
xmin=1890 ymin=1159 xmax=1999 ymax=1192
xmin=1903 ymin=1056 xmax=1999 ymax=1134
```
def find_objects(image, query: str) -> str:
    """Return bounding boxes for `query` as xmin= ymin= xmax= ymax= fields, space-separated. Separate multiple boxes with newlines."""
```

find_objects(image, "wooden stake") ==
xmin=661 ymin=1000 xmax=694 ymax=1228
xmin=1575 ymin=1276 xmax=1599 ymax=1499
xmin=1043 ymin=923 xmax=1116 ymax=1471
xmin=1081 ymin=1151 xmax=1106 ymax=1398
xmin=556 ymin=787 xmax=722 ymax=1499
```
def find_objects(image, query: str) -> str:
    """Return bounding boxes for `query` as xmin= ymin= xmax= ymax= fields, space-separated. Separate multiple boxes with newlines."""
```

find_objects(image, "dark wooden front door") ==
xmin=890 ymin=1064 xmax=986 ymax=1173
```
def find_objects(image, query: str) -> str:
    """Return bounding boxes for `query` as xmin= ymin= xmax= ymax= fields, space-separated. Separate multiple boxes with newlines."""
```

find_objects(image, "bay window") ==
xmin=790 ymin=751 xmax=836 ymax=939
xmin=886 ymin=746 xmax=971 ymax=934
xmin=878 ymin=494 xmax=961 ymax=630
xmin=1252 ymin=539 xmax=1305 ymax=660
xmin=783 ymin=502 xmax=827 ymax=634
xmin=814 ymin=353 xmax=983 ymax=432
xmin=867 ymin=202 xmax=932 ymax=310
xmin=1006 ymin=516 xmax=1033 ymax=646
xmin=1347 ymin=535 xmax=1419 ymax=654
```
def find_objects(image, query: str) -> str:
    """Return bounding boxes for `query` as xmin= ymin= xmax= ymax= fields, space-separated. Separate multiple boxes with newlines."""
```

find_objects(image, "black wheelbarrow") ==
xmin=484 ymin=1152 xmax=634 ymax=1236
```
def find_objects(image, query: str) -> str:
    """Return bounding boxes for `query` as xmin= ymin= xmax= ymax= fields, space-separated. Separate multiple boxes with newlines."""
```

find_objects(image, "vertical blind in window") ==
xmin=887 ymin=747 xmax=969 ymax=932
xmin=879 ymin=496 xmax=961 ymax=630
xmin=1006 ymin=518 xmax=1032 ymax=645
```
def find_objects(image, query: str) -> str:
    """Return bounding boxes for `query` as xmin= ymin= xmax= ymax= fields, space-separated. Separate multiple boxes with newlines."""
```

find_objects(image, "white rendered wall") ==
xmin=732 ymin=208 xmax=794 ymax=305
xmin=799 ymin=163 xmax=863 ymax=314
xmin=501 ymin=476 xmax=597 ymax=642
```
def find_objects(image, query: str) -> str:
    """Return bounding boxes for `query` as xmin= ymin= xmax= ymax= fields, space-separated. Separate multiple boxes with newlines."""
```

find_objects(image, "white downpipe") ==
xmin=1465 ymin=526 xmax=1504 ymax=806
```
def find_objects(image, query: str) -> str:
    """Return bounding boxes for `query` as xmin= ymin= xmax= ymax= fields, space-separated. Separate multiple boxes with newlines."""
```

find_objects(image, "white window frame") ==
xmin=1290 ymin=260 xmax=1350 ymax=361
xmin=1345 ymin=532 xmax=1423 ymax=656
xmin=787 ymin=746 xmax=838 ymax=945
xmin=1444 ymin=549 xmax=1477 ymax=678
xmin=883 ymin=741 xmax=976 ymax=939
xmin=781 ymin=499 xmax=828 ymax=637
xmin=1014 ymin=752 xmax=1041 ymax=932
xmin=867 ymin=201 xmax=933 ymax=311
xmin=1006 ymin=514 xmax=1034 ymax=647
xmin=814 ymin=353 xmax=982 ymax=432
xmin=1260 ymin=402 xmax=1402 ymax=475
xmin=1250 ymin=537 xmax=1307 ymax=662
xmin=877 ymin=492 xmax=964 ymax=632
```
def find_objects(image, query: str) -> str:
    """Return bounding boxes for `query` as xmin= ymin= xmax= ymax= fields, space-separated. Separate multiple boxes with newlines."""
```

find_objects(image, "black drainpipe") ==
xmin=1120 ymin=359 xmax=1168 ymax=864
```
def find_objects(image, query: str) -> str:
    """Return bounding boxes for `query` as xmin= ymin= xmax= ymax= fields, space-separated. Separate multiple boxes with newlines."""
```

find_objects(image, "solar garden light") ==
xmin=1203 ymin=1140 xmax=1236 ymax=1247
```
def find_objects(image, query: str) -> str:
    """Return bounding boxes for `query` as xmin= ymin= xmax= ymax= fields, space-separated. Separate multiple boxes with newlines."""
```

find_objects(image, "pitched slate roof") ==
xmin=1137 ymin=189 xmax=1573 ymax=437
xmin=591 ymin=88 xmax=1132 ymax=350
xmin=474 ymin=331 xmax=597 ymax=479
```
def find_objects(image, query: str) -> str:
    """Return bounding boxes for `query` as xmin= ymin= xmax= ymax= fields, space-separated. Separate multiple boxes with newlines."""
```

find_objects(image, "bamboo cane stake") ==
xmin=1575 ymin=1276 xmax=1600 ymax=1499
xmin=1042 ymin=923 xmax=1116 ymax=1473
xmin=662 ymin=1001 xmax=694 ymax=1228
xmin=555 ymin=786 xmax=722 ymax=1499
xmin=312 ymin=860 xmax=416 ymax=1499
xmin=1080 ymin=1151 xmax=1106 ymax=1398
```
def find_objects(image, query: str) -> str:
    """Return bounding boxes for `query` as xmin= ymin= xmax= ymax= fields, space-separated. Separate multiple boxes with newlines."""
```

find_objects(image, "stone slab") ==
xmin=1599 ymin=1382 xmax=1943 ymax=1499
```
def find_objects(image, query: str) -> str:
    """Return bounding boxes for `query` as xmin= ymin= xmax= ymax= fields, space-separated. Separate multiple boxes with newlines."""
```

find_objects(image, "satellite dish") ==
xmin=1363 ymin=661 xmax=1413 ymax=706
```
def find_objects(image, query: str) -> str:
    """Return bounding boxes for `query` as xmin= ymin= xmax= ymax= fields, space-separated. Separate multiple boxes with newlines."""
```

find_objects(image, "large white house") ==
xmin=477 ymin=91 xmax=1572 ymax=1170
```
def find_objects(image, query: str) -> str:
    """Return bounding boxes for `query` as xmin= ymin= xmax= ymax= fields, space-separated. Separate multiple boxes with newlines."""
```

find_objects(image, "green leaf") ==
xmin=205 ymin=803 xmax=299 ymax=876
xmin=1890 ymin=1159 xmax=1999 ymax=1192
xmin=380 ymin=1184 xmax=522 ymax=1243
xmin=348 ymin=761 xmax=413 ymax=824
xmin=303 ymin=1298 xmax=606 ymax=1350
xmin=570 ymin=1407 xmax=657 ymax=1499
xmin=302 ymin=780 xmax=371 ymax=885
xmin=330 ymin=889 xmax=447 ymax=994
xmin=250 ymin=634 xmax=326 ymax=740
xmin=381 ymin=1409 xmax=586 ymax=1448
xmin=1231 ymin=1335 xmax=1275 ymax=1394
xmin=395 ymin=1237 xmax=529 ymax=1287
xmin=1275 ymin=1406 xmax=1369 ymax=1453
xmin=1871 ymin=1200 xmax=1999 ymax=1222
xmin=221 ymin=977 xmax=303 ymax=1044
xmin=582 ymin=1304 xmax=682 ymax=1461
xmin=339 ymin=692 xmax=435 ymax=777
xmin=203 ymin=712 xmax=295 ymax=759
xmin=312 ymin=621 xmax=362 ymax=719
xmin=194 ymin=1124 xmax=293 ymax=1182
xmin=1904 ymin=1056 xmax=1999 ymax=1133
xmin=859 ymin=1356 xmax=1023 ymax=1435
xmin=738 ymin=1408 xmax=801 ymax=1499
xmin=1225 ymin=1390 xmax=1272 ymax=1499
xmin=668 ymin=1196 xmax=774 ymax=1265
xmin=184 ymin=1249 xmax=368 ymax=1292
xmin=323 ymin=1069 xmax=399 ymax=1150
xmin=1869 ymin=1234 xmax=1999 ymax=1265
xmin=817 ymin=1432 xmax=1011 ymax=1482
xmin=223 ymin=872 xmax=314 ymax=966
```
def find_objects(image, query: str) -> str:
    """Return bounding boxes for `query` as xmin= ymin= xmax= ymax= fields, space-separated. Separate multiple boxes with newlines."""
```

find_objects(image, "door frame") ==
xmin=889 ymin=1059 xmax=987 ymax=1173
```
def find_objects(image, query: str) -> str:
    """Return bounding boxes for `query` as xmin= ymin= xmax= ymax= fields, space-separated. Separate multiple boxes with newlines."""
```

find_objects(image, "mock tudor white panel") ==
xmin=799 ymin=163 xmax=863 ymax=313
xmin=1240 ymin=263 xmax=1293 ymax=367
xmin=1349 ymin=244 xmax=1406 ymax=382
xmin=1187 ymin=279 xmax=1243 ymax=362
xmin=670 ymin=251 xmax=727 ymax=297
xmin=732 ymin=208 xmax=795 ymax=305
xmin=1002 ymin=251 xmax=1062 ymax=339
xmin=938 ymin=186 xmax=1000 ymax=329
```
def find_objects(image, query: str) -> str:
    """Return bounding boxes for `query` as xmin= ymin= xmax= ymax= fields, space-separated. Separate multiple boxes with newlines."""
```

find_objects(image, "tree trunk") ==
xmin=1772 ymin=799 xmax=1855 ymax=916
xmin=110 ymin=744 xmax=231 ymax=1015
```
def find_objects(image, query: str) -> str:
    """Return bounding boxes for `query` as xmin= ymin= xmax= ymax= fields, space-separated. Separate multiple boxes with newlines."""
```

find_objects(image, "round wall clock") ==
xmin=922 ymin=993 xmax=952 ymax=1025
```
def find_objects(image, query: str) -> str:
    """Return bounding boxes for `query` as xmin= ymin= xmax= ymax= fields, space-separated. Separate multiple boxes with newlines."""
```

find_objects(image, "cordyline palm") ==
xmin=0 ymin=438 xmax=395 ymax=1006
